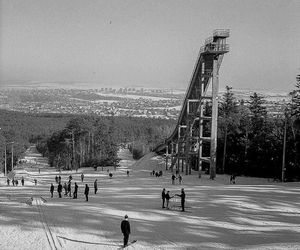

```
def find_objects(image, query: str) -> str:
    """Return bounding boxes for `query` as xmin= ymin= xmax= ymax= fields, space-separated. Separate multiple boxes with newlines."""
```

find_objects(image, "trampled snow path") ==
xmin=1 ymin=147 xmax=300 ymax=249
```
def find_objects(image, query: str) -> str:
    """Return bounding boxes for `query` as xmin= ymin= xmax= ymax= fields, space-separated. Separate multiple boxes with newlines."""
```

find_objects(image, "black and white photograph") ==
xmin=0 ymin=0 xmax=300 ymax=249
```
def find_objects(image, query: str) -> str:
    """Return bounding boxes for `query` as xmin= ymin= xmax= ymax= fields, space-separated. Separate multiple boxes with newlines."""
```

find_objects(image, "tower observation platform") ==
xmin=154 ymin=29 xmax=230 ymax=179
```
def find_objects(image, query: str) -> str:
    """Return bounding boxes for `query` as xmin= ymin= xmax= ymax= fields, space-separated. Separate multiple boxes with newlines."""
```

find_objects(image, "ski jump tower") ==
xmin=155 ymin=29 xmax=229 ymax=179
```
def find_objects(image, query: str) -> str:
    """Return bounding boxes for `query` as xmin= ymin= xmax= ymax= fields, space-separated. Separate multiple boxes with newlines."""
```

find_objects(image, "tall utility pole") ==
xmin=209 ymin=57 xmax=219 ymax=180
xmin=11 ymin=142 xmax=14 ymax=171
xmin=72 ymin=131 xmax=75 ymax=171
xmin=4 ymin=144 xmax=7 ymax=176
xmin=282 ymin=116 xmax=287 ymax=182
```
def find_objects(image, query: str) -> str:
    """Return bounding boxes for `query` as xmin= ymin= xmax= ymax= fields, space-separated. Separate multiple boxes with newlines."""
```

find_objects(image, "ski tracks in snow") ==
xmin=35 ymin=198 xmax=62 ymax=250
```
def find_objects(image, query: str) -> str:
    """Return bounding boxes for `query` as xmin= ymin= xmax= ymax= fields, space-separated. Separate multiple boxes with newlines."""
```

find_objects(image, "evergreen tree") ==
xmin=218 ymin=86 xmax=239 ymax=173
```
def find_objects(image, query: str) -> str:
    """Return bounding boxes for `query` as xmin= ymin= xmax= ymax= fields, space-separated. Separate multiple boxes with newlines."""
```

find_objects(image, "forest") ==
xmin=0 ymin=74 xmax=299 ymax=180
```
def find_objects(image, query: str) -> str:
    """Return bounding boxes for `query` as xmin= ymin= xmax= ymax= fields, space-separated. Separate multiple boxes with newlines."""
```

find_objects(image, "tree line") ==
xmin=216 ymin=75 xmax=300 ymax=180
xmin=0 ymin=110 xmax=175 ymax=172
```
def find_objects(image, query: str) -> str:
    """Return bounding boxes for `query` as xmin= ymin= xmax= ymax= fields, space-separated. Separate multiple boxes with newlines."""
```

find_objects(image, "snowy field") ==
xmin=1 ymin=148 xmax=300 ymax=250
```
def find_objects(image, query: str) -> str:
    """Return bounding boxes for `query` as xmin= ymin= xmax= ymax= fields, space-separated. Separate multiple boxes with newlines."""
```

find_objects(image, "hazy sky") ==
xmin=0 ymin=0 xmax=299 ymax=91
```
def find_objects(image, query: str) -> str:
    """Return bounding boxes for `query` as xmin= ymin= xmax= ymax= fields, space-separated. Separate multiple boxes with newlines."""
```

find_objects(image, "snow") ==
xmin=1 ymin=147 xmax=300 ymax=250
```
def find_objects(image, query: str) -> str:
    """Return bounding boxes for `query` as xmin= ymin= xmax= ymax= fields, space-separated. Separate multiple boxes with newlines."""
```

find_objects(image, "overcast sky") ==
xmin=0 ymin=0 xmax=299 ymax=91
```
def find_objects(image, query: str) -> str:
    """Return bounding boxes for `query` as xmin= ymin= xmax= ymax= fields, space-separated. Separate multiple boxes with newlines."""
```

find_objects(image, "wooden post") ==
xmin=210 ymin=57 xmax=219 ymax=180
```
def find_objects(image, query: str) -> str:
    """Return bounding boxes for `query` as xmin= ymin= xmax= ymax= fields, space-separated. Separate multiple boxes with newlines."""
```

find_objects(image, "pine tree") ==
xmin=219 ymin=86 xmax=239 ymax=173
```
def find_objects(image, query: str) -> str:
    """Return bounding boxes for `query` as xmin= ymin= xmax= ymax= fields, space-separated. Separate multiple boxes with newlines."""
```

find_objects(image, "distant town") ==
xmin=0 ymin=86 xmax=290 ymax=119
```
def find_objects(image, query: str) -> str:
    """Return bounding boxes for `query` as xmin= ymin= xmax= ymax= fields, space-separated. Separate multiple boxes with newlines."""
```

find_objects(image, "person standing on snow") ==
xmin=81 ymin=173 xmax=84 ymax=182
xmin=84 ymin=184 xmax=89 ymax=201
xmin=67 ymin=181 xmax=72 ymax=197
xmin=171 ymin=174 xmax=176 ymax=184
xmin=161 ymin=188 xmax=166 ymax=208
xmin=165 ymin=191 xmax=173 ymax=209
xmin=175 ymin=188 xmax=186 ymax=212
xmin=121 ymin=215 xmax=131 ymax=247
xmin=21 ymin=177 xmax=25 ymax=186
xmin=50 ymin=183 xmax=54 ymax=198
xmin=63 ymin=182 xmax=68 ymax=196
xmin=73 ymin=182 xmax=78 ymax=199
xmin=57 ymin=182 xmax=62 ymax=198
xmin=178 ymin=175 xmax=182 ymax=185
xmin=94 ymin=179 xmax=98 ymax=194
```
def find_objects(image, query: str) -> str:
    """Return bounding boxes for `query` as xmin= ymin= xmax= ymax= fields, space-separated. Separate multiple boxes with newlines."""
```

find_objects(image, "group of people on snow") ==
xmin=7 ymin=176 xmax=28 ymax=186
xmin=50 ymin=174 xmax=98 ymax=202
xmin=151 ymin=170 xmax=163 ymax=177
xmin=171 ymin=173 xmax=182 ymax=184
xmin=161 ymin=187 xmax=186 ymax=212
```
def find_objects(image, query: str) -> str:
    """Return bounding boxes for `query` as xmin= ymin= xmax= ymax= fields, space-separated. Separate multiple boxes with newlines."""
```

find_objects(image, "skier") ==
xmin=58 ymin=175 xmax=61 ymax=183
xmin=15 ymin=179 xmax=19 ymax=186
xmin=57 ymin=182 xmax=62 ymax=198
xmin=55 ymin=175 xmax=58 ymax=183
xmin=12 ymin=179 xmax=15 ymax=186
xmin=121 ymin=215 xmax=131 ymax=248
xmin=175 ymin=188 xmax=186 ymax=212
xmin=94 ymin=179 xmax=98 ymax=194
xmin=7 ymin=179 xmax=10 ymax=186
xmin=171 ymin=174 xmax=176 ymax=184
xmin=127 ymin=170 xmax=129 ymax=177
xmin=21 ymin=177 xmax=24 ymax=186
xmin=73 ymin=182 xmax=78 ymax=199
xmin=84 ymin=184 xmax=89 ymax=201
xmin=81 ymin=173 xmax=84 ymax=182
xmin=50 ymin=183 xmax=54 ymax=198
xmin=161 ymin=188 xmax=166 ymax=208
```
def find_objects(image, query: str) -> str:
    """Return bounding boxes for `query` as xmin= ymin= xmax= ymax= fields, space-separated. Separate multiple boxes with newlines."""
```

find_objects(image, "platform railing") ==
xmin=213 ymin=29 xmax=230 ymax=37
xmin=200 ymin=44 xmax=229 ymax=54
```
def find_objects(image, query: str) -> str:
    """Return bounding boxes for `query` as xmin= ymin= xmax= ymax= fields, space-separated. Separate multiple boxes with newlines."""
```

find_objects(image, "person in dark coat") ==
xmin=7 ymin=179 xmax=10 ymax=186
xmin=15 ymin=179 xmax=19 ymax=186
xmin=81 ymin=173 xmax=84 ymax=182
xmin=175 ymin=188 xmax=186 ymax=212
xmin=67 ymin=181 xmax=72 ymax=197
xmin=162 ymin=188 xmax=166 ymax=208
xmin=171 ymin=174 xmax=176 ymax=184
xmin=55 ymin=175 xmax=58 ymax=183
xmin=50 ymin=183 xmax=54 ymax=198
xmin=94 ymin=179 xmax=98 ymax=194
xmin=57 ymin=182 xmax=62 ymax=198
xmin=73 ymin=182 xmax=78 ymax=199
xmin=63 ymin=182 xmax=68 ymax=196
xmin=84 ymin=184 xmax=89 ymax=201
xmin=121 ymin=215 xmax=131 ymax=247
xmin=21 ymin=177 xmax=25 ymax=186
xmin=178 ymin=175 xmax=182 ymax=184
xmin=58 ymin=175 xmax=61 ymax=183
xmin=165 ymin=191 xmax=173 ymax=209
